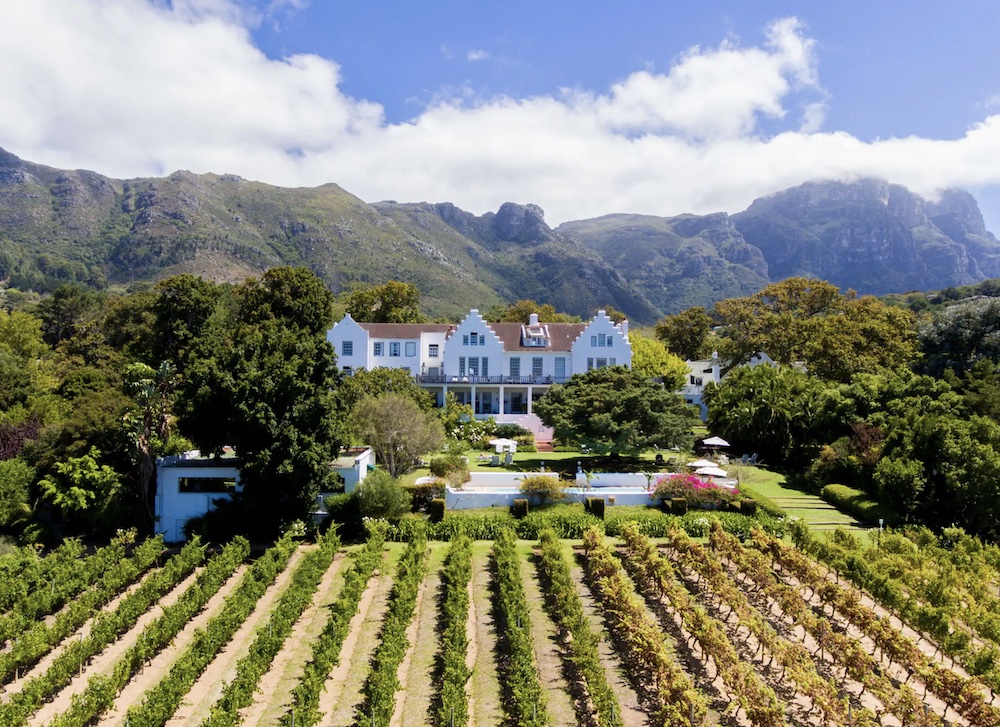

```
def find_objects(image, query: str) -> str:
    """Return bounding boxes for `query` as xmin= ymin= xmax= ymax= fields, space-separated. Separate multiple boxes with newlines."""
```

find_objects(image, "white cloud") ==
xmin=467 ymin=49 xmax=490 ymax=61
xmin=2 ymin=2 xmax=1000 ymax=228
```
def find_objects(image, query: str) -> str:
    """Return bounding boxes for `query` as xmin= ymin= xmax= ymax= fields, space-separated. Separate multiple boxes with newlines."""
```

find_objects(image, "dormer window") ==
xmin=521 ymin=324 xmax=549 ymax=347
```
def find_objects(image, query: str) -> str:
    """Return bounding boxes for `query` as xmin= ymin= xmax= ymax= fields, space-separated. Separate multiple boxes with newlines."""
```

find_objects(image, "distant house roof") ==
xmin=487 ymin=322 xmax=587 ymax=352
xmin=355 ymin=322 xmax=453 ymax=338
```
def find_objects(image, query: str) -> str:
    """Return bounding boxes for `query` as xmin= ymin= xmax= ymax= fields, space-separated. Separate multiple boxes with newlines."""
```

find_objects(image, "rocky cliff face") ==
xmin=2 ymin=144 xmax=999 ymax=318
xmin=731 ymin=179 xmax=1000 ymax=294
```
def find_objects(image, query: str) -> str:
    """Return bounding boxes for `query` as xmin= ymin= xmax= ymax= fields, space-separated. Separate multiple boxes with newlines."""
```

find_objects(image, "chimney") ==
xmin=529 ymin=313 xmax=539 ymax=326
xmin=621 ymin=319 xmax=629 ymax=338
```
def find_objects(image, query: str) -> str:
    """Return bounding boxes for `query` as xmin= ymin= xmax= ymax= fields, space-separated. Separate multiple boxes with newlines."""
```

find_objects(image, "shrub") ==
xmin=513 ymin=434 xmax=537 ymax=452
xmin=821 ymin=484 xmax=897 ymax=526
xmin=403 ymin=480 xmax=445 ymax=513
xmin=494 ymin=423 xmax=531 ymax=439
xmin=512 ymin=499 xmax=529 ymax=519
xmin=429 ymin=454 xmax=468 ymax=479
xmin=653 ymin=473 xmax=740 ymax=506
xmin=584 ymin=497 xmax=605 ymax=519
xmin=356 ymin=470 xmax=412 ymax=521
xmin=518 ymin=474 xmax=567 ymax=505
xmin=429 ymin=498 xmax=446 ymax=523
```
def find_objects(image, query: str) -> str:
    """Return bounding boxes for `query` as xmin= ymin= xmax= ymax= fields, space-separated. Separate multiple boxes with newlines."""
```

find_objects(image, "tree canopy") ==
xmin=350 ymin=393 xmax=445 ymax=476
xmin=342 ymin=281 xmax=424 ymax=323
xmin=484 ymin=299 xmax=580 ymax=323
xmin=628 ymin=330 xmax=688 ymax=390
xmin=534 ymin=366 xmax=697 ymax=455
xmin=712 ymin=277 xmax=919 ymax=382
xmin=654 ymin=306 xmax=713 ymax=361
xmin=178 ymin=267 xmax=344 ymax=535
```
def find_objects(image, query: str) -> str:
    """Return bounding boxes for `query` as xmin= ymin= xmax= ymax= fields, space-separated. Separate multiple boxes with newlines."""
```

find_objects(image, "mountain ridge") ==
xmin=2 ymin=147 xmax=999 ymax=321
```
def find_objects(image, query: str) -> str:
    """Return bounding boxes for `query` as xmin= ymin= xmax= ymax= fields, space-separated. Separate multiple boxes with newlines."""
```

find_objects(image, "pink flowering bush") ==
xmin=652 ymin=473 xmax=740 ymax=506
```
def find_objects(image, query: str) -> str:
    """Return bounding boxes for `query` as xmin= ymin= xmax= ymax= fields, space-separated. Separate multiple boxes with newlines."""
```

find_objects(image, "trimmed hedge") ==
xmin=388 ymin=504 xmax=786 ymax=541
xmin=584 ymin=497 xmax=605 ymax=519
xmin=821 ymin=484 xmax=898 ymax=526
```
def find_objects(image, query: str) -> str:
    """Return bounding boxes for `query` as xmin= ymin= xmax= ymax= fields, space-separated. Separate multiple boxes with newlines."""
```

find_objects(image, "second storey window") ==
xmin=405 ymin=342 xmax=417 ymax=357
xmin=373 ymin=342 xmax=384 ymax=356
xmin=468 ymin=357 xmax=479 ymax=376
xmin=554 ymin=358 xmax=566 ymax=379
xmin=341 ymin=341 xmax=353 ymax=356
xmin=510 ymin=357 xmax=520 ymax=377
xmin=428 ymin=344 xmax=439 ymax=357
xmin=532 ymin=357 xmax=543 ymax=377
xmin=389 ymin=342 xmax=401 ymax=357
xmin=459 ymin=357 xmax=466 ymax=376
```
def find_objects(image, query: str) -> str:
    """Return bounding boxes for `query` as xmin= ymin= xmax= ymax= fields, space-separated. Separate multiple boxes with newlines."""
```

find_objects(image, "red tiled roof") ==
xmin=487 ymin=322 xmax=587 ymax=352
xmin=356 ymin=322 xmax=453 ymax=338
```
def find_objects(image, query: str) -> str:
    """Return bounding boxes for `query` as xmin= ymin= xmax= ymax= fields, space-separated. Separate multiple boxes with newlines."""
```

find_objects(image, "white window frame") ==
xmin=428 ymin=344 xmax=439 ymax=358
xmin=389 ymin=342 xmax=401 ymax=357
xmin=405 ymin=341 xmax=416 ymax=357
xmin=373 ymin=342 xmax=384 ymax=356
xmin=510 ymin=357 xmax=520 ymax=377
xmin=341 ymin=341 xmax=353 ymax=356
xmin=532 ymin=357 xmax=543 ymax=377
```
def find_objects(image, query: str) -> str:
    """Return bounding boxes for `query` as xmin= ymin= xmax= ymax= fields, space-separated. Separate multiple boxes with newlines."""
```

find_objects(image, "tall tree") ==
xmin=654 ymin=306 xmax=713 ymax=361
xmin=151 ymin=274 xmax=224 ymax=369
xmin=534 ymin=366 xmax=697 ymax=455
xmin=122 ymin=361 xmax=176 ymax=533
xmin=484 ymin=299 xmax=579 ymax=323
xmin=178 ymin=267 xmax=344 ymax=535
xmin=350 ymin=393 xmax=445 ymax=476
xmin=338 ymin=366 xmax=434 ymax=414
xmin=704 ymin=364 xmax=832 ymax=467
xmin=343 ymin=281 xmax=424 ymax=323
xmin=713 ymin=277 xmax=918 ymax=382
xmin=628 ymin=330 xmax=688 ymax=390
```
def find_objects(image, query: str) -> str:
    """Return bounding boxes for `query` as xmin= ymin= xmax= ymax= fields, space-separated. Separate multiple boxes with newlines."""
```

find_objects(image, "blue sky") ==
xmin=3 ymin=0 xmax=1000 ymax=232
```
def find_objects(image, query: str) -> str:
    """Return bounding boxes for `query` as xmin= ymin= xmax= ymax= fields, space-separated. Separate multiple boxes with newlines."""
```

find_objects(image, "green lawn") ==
xmin=734 ymin=465 xmax=869 ymax=540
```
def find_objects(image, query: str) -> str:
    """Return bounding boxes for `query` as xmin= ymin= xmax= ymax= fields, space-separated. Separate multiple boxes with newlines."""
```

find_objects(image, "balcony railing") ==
xmin=415 ymin=374 xmax=569 ymax=385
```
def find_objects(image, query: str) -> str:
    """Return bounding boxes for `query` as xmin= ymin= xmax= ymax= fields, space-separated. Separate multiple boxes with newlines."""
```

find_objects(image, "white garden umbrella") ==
xmin=702 ymin=436 xmax=730 ymax=448
xmin=687 ymin=459 xmax=716 ymax=469
xmin=695 ymin=466 xmax=729 ymax=478
xmin=488 ymin=438 xmax=518 ymax=453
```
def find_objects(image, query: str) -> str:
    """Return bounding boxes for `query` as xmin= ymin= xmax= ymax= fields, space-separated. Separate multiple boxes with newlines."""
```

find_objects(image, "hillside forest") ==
xmin=1 ymin=270 xmax=1000 ymax=544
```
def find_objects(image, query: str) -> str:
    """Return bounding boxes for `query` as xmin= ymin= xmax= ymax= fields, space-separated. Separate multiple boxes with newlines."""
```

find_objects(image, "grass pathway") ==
xmin=468 ymin=543 xmax=502 ymax=727
xmin=737 ymin=466 xmax=867 ymax=537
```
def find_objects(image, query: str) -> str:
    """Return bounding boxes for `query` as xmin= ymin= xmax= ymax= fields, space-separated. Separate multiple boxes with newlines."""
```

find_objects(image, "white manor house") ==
xmin=327 ymin=308 xmax=632 ymax=434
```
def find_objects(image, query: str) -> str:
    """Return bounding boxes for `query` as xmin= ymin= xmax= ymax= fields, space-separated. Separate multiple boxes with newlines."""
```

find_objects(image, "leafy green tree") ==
xmin=0 ymin=458 xmax=34 ymax=527
xmin=918 ymin=297 xmax=1000 ymax=377
xmin=38 ymin=447 xmax=122 ymax=533
xmin=704 ymin=364 xmax=832 ymax=467
xmin=152 ymin=274 xmax=225 ymax=369
xmin=122 ymin=361 xmax=176 ymax=533
xmin=484 ymin=299 xmax=579 ymax=323
xmin=713 ymin=277 xmax=919 ymax=382
xmin=343 ymin=281 xmax=424 ymax=323
xmin=350 ymin=393 xmax=445 ymax=476
xmin=875 ymin=411 xmax=1000 ymax=539
xmin=947 ymin=360 xmax=1000 ymax=420
xmin=37 ymin=284 xmax=105 ymax=347
xmin=338 ymin=366 xmax=434 ymax=414
xmin=178 ymin=267 xmax=344 ymax=536
xmin=534 ymin=366 xmax=697 ymax=455
xmin=355 ymin=469 xmax=412 ymax=521
xmin=101 ymin=289 xmax=158 ymax=364
xmin=654 ymin=306 xmax=713 ymax=360
xmin=628 ymin=330 xmax=688 ymax=389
